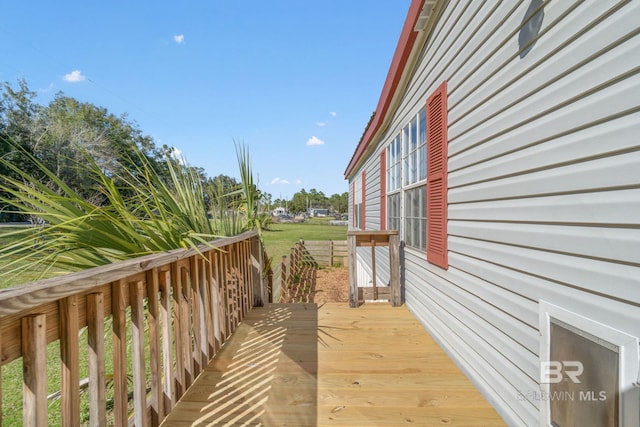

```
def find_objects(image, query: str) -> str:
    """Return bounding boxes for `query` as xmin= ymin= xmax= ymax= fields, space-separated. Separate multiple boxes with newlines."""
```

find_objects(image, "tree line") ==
xmin=0 ymin=79 xmax=347 ymax=222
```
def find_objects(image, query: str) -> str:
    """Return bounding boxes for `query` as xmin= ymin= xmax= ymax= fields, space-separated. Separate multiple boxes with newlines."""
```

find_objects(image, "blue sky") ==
xmin=0 ymin=1 xmax=410 ymax=199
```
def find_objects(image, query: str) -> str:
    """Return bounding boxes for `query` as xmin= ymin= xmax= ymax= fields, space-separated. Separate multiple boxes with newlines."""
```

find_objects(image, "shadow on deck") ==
xmin=160 ymin=303 xmax=506 ymax=427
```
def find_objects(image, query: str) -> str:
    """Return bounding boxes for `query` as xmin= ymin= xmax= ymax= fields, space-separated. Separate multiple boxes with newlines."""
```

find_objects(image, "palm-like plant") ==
xmin=0 ymin=141 xmax=219 ymax=279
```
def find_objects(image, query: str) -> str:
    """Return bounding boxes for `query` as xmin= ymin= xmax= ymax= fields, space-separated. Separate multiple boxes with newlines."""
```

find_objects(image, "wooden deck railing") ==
xmin=279 ymin=240 xmax=318 ymax=303
xmin=0 ymin=230 xmax=267 ymax=427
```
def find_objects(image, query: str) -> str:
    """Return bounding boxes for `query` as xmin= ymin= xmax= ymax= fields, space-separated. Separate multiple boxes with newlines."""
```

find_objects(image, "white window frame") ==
xmin=401 ymin=107 xmax=427 ymax=251
xmin=385 ymin=108 xmax=428 ymax=250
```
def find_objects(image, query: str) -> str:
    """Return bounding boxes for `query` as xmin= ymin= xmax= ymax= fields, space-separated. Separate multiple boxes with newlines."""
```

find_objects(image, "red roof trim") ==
xmin=344 ymin=0 xmax=425 ymax=178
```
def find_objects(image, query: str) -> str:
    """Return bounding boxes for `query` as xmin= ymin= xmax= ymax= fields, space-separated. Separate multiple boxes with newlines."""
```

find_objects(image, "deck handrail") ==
xmin=0 ymin=230 xmax=267 ymax=427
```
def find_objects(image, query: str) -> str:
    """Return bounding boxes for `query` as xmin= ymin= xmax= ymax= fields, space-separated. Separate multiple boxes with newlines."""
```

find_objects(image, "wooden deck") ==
xmin=160 ymin=303 xmax=506 ymax=427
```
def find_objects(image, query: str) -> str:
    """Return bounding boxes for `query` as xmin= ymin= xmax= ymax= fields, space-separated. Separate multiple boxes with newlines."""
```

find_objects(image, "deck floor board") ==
xmin=160 ymin=303 xmax=506 ymax=426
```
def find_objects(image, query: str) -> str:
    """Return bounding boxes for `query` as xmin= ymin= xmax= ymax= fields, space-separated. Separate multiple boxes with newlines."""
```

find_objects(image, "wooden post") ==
xmin=389 ymin=232 xmax=401 ymax=307
xmin=251 ymin=236 xmax=264 ymax=307
xmin=87 ymin=293 xmax=106 ymax=427
xmin=22 ymin=314 xmax=47 ymax=427
xmin=180 ymin=266 xmax=193 ymax=390
xmin=146 ymin=270 xmax=164 ymax=425
xmin=130 ymin=281 xmax=148 ymax=427
xmin=280 ymin=255 xmax=287 ymax=303
xmin=348 ymin=233 xmax=359 ymax=307
xmin=329 ymin=240 xmax=334 ymax=267
xmin=189 ymin=256 xmax=205 ymax=376
xmin=111 ymin=280 xmax=128 ymax=427
xmin=159 ymin=269 xmax=176 ymax=411
xmin=371 ymin=240 xmax=378 ymax=300
xmin=60 ymin=296 xmax=80 ymax=427
xmin=171 ymin=264 xmax=184 ymax=400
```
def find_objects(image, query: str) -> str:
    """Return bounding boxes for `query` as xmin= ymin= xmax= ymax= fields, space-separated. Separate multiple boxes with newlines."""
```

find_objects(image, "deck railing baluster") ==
xmin=22 ymin=314 xmax=47 ymax=427
xmin=146 ymin=269 xmax=163 ymax=425
xmin=59 ymin=295 xmax=80 ymax=427
xmin=0 ymin=231 xmax=267 ymax=426
xmin=87 ymin=292 xmax=106 ymax=427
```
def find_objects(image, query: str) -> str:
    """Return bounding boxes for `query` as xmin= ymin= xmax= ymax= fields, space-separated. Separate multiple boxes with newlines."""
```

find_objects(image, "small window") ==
xmin=353 ymin=176 xmax=363 ymax=229
xmin=387 ymin=193 xmax=401 ymax=231
xmin=404 ymin=185 xmax=426 ymax=250
xmin=403 ymin=108 xmax=427 ymax=186
xmin=387 ymin=134 xmax=401 ymax=193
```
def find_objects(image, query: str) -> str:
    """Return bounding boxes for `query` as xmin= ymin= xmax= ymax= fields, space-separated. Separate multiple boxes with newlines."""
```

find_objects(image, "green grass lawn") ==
xmin=0 ymin=226 xmax=56 ymax=288
xmin=261 ymin=218 xmax=347 ymax=262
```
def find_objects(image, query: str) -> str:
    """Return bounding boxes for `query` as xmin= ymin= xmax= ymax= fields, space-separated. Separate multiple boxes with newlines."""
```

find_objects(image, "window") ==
xmin=403 ymin=109 xmax=427 ymax=186
xmin=386 ymin=134 xmax=402 ymax=232
xmin=387 ymin=134 xmax=401 ymax=193
xmin=353 ymin=173 xmax=365 ymax=230
xmin=384 ymin=108 xmax=428 ymax=248
xmin=419 ymin=108 xmax=427 ymax=181
xmin=401 ymin=107 xmax=428 ymax=251
xmin=404 ymin=186 xmax=426 ymax=250
xmin=361 ymin=171 xmax=366 ymax=229
xmin=380 ymin=150 xmax=387 ymax=230
xmin=387 ymin=193 xmax=401 ymax=232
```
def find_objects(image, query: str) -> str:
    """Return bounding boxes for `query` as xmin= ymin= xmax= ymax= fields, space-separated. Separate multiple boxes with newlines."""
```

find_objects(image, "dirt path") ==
xmin=312 ymin=266 xmax=349 ymax=304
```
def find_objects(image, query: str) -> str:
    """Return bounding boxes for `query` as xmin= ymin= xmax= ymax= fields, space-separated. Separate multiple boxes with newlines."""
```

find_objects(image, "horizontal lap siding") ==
xmin=349 ymin=157 xmax=382 ymax=231
xmin=365 ymin=160 xmax=381 ymax=231
xmin=382 ymin=1 xmax=640 ymax=426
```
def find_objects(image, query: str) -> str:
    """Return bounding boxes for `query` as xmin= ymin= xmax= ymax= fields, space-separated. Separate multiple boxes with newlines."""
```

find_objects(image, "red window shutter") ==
xmin=426 ymin=81 xmax=448 ymax=269
xmin=380 ymin=151 xmax=386 ymax=230
xmin=361 ymin=171 xmax=366 ymax=230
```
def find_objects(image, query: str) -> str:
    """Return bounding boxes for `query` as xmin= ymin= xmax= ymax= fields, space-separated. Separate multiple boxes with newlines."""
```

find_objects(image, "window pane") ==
xmin=419 ymin=108 xmax=426 ymax=144
xmin=387 ymin=193 xmax=401 ymax=231
xmin=411 ymin=116 xmax=418 ymax=151
xmin=411 ymin=149 xmax=417 ymax=183
xmin=404 ymin=186 xmax=426 ymax=251
xmin=419 ymin=144 xmax=427 ymax=181
xmin=403 ymin=126 xmax=410 ymax=183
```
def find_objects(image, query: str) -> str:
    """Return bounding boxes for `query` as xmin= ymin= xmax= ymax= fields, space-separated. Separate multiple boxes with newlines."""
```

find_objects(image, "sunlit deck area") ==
xmin=160 ymin=303 xmax=506 ymax=427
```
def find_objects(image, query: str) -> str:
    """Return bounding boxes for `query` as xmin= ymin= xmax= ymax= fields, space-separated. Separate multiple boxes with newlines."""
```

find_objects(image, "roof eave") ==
xmin=344 ymin=0 xmax=440 ymax=179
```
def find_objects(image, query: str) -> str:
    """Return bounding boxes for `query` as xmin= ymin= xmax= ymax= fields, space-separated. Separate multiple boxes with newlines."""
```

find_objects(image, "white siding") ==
xmin=349 ymin=0 xmax=640 ymax=425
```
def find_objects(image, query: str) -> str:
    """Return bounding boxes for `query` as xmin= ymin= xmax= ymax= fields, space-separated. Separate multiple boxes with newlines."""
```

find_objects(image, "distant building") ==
xmin=309 ymin=208 xmax=330 ymax=217
xmin=272 ymin=207 xmax=287 ymax=216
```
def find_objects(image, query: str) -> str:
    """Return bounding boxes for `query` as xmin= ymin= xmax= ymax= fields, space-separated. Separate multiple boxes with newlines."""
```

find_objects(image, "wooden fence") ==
xmin=303 ymin=240 xmax=348 ymax=267
xmin=0 ymin=230 xmax=268 ymax=427
xmin=275 ymin=239 xmax=347 ymax=303
xmin=278 ymin=240 xmax=318 ymax=303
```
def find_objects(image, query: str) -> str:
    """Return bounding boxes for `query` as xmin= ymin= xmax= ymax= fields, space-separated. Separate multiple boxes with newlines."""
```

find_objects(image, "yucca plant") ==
xmin=208 ymin=142 xmax=264 ymax=238
xmin=234 ymin=142 xmax=262 ymax=235
xmin=0 ymin=141 xmax=219 ymax=280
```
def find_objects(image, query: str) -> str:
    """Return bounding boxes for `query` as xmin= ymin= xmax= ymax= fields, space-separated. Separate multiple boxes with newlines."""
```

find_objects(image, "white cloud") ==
xmin=63 ymin=70 xmax=86 ymax=83
xmin=174 ymin=34 xmax=185 ymax=44
xmin=169 ymin=147 xmax=186 ymax=164
xmin=329 ymin=111 xmax=337 ymax=116
xmin=39 ymin=83 xmax=55 ymax=93
xmin=295 ymin=179 xmax=302 ymax=185
xmin=316 ymin=121 xmax=327 ymax=127
xmin=306 ymin=136 xmax=325 ymax=146
xmin=270 ymin=177 xmax=289 ymax=185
